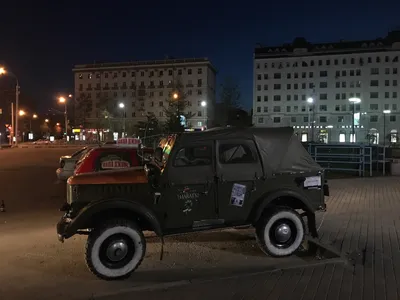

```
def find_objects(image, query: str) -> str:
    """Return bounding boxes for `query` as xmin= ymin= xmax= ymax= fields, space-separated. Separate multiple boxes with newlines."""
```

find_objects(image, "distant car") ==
xmin=56 ymin=147 xmax=91 ymax=180
xmin=74 ymin=138 xmax=153 ymax=176
xmin=33 ymin=139 xmax=49 ymax=145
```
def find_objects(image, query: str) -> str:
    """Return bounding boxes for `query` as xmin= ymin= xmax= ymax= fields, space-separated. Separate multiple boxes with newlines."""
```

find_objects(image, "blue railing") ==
xmin=306 ymin=143 xmax=390 ymax=176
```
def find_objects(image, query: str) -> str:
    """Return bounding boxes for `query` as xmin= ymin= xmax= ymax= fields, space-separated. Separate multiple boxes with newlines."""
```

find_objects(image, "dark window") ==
xmin=173 ymin=146 xmax=212 ymax=167
xmin=219 ymin=144 xmax=256 ymax=164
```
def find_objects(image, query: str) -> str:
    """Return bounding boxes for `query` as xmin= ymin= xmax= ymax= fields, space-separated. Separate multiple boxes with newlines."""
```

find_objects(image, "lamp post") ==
xmin=0 ymin=67 xmax=20 ymax=145
xmin=18 ymin=110 xmax=25 ymax=142
xmin=119 ymin=102 xmax=126 ymax=137
xmin=383 ymin=110 xmax=391 ymax=147
xmin=201 ymin=101 xmax=207 ymax=128
xmin=349 ymin=97 xmax=361 ymax=143
xmin=307 ymin=97 xmax=314 ymax=141
xmin=59 ymin=95 xmax=72 ymax=139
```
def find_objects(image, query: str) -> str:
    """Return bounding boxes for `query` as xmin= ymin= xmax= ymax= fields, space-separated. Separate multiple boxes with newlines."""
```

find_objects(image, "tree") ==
xmin=74 ymin=94 xmax=92 ymax=129
xmin=219 ymin=77 xmax=241 ymax=126
xmin=93 ymin=96 xmax=115 ymax=140
xmin=163 ymin=79 xmax=194 ymax=132
xmin=40 ymin=122 xmax=50 ymax=137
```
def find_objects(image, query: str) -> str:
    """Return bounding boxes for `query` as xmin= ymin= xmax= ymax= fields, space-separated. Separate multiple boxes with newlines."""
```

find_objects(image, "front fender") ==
xmin=60 ymin=198 xmax=163 ymax=239
xmin=250 ymin=188 xmax=314 ymax=223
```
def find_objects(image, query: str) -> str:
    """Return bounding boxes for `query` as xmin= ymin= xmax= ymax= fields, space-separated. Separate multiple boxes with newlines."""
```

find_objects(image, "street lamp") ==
xmin=173 ymin=93 xmax=178 ymax=100
xmin=307 ymin=97 xmax=314 ymax=141
xmin=119 ymin=102 xmax=126 ymax=137
xmin=383 ymin=110 xmax=391 ymax=147
xmin=201 ymin=101 xmax=207 ymax=128
xmin=0 ymin=67 xmax=20 ymax=145
xmin=19 ymin=110 xmax=25 ymax=116
xmin=349 ymin=97 xmax=361 ymax=142
xmin=58 ymin=96 xmax=69 ymax=139
xmin=45 ymin=119 xmax=49 ymax=123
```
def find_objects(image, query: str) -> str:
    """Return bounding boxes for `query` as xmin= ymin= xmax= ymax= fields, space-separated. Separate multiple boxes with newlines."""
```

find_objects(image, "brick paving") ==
xmin=101 ymin=177 xmax=400 ymax=300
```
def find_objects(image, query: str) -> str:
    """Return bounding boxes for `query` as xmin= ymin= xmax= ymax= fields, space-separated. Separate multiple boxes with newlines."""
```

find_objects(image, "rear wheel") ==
xmin=85 ymin=219 xmax=146 ymax=280
xmin=255 ymin=207 xmax=305 ymax=257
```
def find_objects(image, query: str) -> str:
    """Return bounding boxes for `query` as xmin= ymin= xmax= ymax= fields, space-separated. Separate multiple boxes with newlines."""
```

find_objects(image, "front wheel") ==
xmin=255 ymin=207 xmax=305 ymax=257
xmin=85 ymin=219 xmax=146 ymax=280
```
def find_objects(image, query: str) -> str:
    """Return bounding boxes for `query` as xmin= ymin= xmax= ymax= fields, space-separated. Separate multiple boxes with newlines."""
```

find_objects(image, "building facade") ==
xmin=72 ymin=58 xmax=216 ymax=138
xmin=253 ymin=31 xmax=400 ymax=144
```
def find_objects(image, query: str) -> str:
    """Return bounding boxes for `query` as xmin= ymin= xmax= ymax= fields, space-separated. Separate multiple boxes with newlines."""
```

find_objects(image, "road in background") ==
xmin=0 ymin=148 xmax=341 ymax=300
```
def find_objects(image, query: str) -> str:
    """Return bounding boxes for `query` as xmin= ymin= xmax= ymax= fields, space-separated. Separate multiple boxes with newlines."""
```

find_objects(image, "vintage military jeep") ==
xmin=57 ymin=127 xmax=329 ymax=280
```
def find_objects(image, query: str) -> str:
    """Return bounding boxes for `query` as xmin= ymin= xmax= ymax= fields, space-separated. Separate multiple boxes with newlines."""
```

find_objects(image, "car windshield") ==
xmin=76 ymin=148 xmax=94 ymax=165
xmin=71 ymin=147 xmax=88 ymax=157
xmin=161 ymin=135 xmax=177 ymax=164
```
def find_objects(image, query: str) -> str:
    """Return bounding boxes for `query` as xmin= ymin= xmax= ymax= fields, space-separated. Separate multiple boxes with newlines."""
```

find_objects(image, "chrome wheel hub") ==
xmin=274 ymin=223 xmax=292 ymax=243
xmin=106 ymin=240 xmax=129 ymax=262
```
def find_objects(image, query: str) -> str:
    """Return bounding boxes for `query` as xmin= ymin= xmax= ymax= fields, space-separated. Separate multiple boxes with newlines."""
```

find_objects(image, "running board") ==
xmin=193 ymin=219 xmax=225 ymax=229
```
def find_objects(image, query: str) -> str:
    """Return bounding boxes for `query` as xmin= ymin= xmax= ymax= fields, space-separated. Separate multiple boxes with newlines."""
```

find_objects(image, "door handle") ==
xmin=218 ymin=174 xmax=226 ymax=183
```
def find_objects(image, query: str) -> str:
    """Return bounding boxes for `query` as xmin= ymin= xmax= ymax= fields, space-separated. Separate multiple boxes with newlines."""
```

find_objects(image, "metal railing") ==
xmin=306 ymin=143 xmax=388 ymax=177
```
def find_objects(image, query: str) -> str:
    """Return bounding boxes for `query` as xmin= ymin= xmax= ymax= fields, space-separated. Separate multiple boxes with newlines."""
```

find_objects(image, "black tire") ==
xmin=85 ymin=219 xmax=146 ymax=280
xmin=255 ymin=207 xmax=305 ymax=257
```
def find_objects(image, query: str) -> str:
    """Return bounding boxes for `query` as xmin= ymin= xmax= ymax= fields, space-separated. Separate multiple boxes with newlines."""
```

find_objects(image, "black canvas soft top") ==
xmin=178 ymin=127 xmax=322 ymax=176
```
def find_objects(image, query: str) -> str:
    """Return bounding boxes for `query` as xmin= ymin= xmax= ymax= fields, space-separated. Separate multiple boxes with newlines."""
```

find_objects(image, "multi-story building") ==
xmin=253 ymin=30 xmax=400 ymax=144
xmin=72 ymin=57 xmax=216 ymax=138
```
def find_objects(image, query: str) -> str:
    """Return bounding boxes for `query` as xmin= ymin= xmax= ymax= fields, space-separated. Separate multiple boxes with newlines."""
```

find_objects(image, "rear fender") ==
xmin=251 ymin=189 xmax=314 ymax=223
xmin=64 ymin=198 xmax=163 ymax=239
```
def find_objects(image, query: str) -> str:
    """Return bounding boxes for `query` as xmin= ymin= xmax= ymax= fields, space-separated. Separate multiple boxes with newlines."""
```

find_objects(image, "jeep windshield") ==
xmin=161 ymin=135 xmax=177 ymax=164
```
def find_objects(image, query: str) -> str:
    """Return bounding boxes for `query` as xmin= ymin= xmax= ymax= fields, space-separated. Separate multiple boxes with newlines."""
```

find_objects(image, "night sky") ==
xmin=0 ymin=0 xmax=399 ymax=114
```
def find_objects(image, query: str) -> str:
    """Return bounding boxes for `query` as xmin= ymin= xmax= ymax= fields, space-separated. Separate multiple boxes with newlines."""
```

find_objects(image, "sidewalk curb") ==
xmin=93 ymin=256 xmax=347 ymax=299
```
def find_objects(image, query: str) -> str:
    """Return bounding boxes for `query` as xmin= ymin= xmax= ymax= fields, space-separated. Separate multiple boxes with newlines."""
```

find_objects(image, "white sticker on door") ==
xmin=230 ymin=183 xmax=247 ymax=207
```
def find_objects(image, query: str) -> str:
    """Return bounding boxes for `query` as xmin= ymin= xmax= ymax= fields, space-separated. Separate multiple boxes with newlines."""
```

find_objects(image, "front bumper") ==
xmin=56 ymin=168 xmax=73 ymax=181
xmin=323 ymin=183 xmax=329 ymax=197
xmin=57 ymin=203 xmax=73 ymax=242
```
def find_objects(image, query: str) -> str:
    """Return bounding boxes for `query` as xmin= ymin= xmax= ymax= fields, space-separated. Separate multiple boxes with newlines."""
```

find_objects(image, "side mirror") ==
xmin=154 ymin=147 xmax=163 ymax=162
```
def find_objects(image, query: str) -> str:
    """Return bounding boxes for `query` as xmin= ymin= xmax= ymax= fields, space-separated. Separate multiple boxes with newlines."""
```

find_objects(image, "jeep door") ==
xmin=162 ymin=141 xmax=217 ymax=229
xmin=215 ymin=139 xmax=263 ymax=224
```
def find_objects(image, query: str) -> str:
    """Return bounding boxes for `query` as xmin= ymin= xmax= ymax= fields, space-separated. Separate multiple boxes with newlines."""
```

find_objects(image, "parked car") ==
xmin=56 ymin=127 xmax=329 ymax=280
xmin=33 ymin=139 xmax=49 ymax=145
xmin=73 ymin=138 xmax=153 ymax=176
xmin=56 ymin=147 xmax=91 ymax=181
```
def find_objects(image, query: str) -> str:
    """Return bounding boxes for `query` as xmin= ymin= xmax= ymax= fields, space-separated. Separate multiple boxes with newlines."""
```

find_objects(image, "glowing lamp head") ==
xmin=119 ymin=103 xmax=125 ymax=108
xmin=201 ymin=101 xmax=207 ymax=107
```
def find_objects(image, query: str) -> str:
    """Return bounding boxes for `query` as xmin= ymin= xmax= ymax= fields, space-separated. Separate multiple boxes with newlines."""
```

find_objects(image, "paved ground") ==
xmin=0 ymin=148 xmax=399 ymax=299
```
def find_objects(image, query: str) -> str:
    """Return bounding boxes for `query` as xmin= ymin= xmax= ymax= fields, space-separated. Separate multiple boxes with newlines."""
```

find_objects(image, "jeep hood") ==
xmin=68 ymin=167 xmax=148 ymax=185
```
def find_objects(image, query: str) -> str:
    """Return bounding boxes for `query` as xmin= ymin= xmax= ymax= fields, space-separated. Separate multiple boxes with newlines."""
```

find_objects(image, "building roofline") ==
xmin=72 ymin=57 xmax=217 ymax=73
xmin=255 ymin=48 xmax=400 ymax=60
xmin=254 ymin=31 xmax=400 ymax=58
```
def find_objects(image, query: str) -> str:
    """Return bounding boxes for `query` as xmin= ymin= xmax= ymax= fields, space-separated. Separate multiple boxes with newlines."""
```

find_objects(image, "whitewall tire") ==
xmin=256 ymin=207 xmax=305 ymax=257
xmin=85 ymin=219 xmax=146 ymax=280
